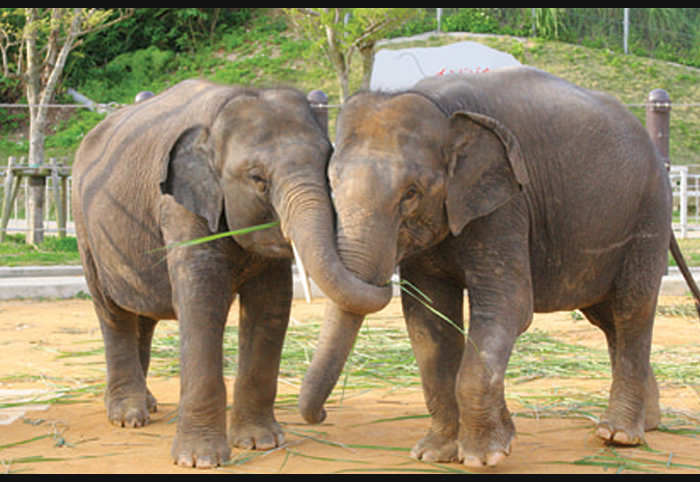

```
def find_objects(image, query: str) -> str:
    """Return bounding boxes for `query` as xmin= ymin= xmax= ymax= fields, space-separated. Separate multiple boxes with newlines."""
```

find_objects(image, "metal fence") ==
xmin=0 ymin=161 xmax=697 ymax=241
xmin=0 ymin=84 xmax=697 ymax=241
xmin=670 ymin=165 xmax=700 ymax=238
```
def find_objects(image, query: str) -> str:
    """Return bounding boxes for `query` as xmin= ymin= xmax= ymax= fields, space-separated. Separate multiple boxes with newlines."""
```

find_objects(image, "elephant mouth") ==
xmin=233 ymin=228 xmax=293 ymax=259
xmin=253 ymin=242 xmax=293 ymax=259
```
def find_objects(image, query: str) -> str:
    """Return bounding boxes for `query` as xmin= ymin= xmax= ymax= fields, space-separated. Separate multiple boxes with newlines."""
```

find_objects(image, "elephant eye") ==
xmin=402 ymin=186 xmax=419 ymax=203
xmin=250 ymin=173 xmax=268 ymax=194
xmin=400 ymin=185 xmax=421 ymax=215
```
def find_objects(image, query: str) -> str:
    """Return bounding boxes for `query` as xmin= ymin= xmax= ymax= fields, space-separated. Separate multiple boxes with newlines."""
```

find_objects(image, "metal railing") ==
xmin=670 ymin=164 xmax=700 ymax=238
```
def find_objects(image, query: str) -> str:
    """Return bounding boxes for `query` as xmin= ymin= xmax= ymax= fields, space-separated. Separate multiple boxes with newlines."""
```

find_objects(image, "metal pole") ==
xmin=623 ymin=8 xmax=629 ymax=55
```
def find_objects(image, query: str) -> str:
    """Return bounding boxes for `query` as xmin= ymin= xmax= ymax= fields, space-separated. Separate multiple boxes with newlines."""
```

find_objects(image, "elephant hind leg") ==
xmin=137 ymin=315 xmax=159 ymax=414
xmin=96 ymin=301 xmax=158 ymax=428
xmin=80 ymin=245 xmax=157 ymax=427
xmin=582 ymin=287 xmax=661 ymax=444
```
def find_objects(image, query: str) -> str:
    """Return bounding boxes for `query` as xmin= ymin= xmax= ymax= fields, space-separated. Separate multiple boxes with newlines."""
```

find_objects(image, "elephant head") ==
xmin=299 ymin=90 xmax=528 ymax=424
xmin=159 ymin=84 xmax=392 ymax=315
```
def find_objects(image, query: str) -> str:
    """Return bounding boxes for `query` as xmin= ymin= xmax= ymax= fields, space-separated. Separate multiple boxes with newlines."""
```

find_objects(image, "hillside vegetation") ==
xmin=1 ymin=9 xmax=698 ymax=164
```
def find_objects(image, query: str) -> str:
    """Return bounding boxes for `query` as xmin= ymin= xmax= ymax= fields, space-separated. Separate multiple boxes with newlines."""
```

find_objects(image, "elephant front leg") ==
xmin=229 ymin=260 xmax=292 ymax=450
xmin=401 ymin=263 xmax=464 ymax=463
xmin=166 ymin=244 xmax=239 ymax=468
xmin=456 ymin=278 xmax=533 ymax=468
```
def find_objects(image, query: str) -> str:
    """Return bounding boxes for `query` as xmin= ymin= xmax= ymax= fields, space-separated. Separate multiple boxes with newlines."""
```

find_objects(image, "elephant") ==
xmin=71 ymin=79 xmax=391 ymax=468
xmin=298 ymin=66 xmax=700 ymax=468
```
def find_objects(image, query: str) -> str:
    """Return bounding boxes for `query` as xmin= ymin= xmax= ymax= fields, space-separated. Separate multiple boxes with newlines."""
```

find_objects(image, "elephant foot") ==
xmin=146 ymin=388 xmax=158 ymax=413
xmin=456 ymin=415 xmax=515 ymax=468
xmin=229 ymin=417 xmax=285 ymax=450
xmin=595 ymin=419 xmax=644 ymax=446
xmin=458 ymin=441 xmax=511 ymax=468
xmin=172 ymin=431 xmax=230 ymax=469
xmin=644 ymin=404 xmax=660 ymax=431
xmin=410 ymin=430 xmax=458 ymax=463
xmin=105 ymin=394 xmax=151 ymax=428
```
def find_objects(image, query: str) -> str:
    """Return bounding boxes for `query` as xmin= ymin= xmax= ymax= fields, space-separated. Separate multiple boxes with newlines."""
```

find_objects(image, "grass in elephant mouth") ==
xmin=161 ymin=221 xmax=281 ymax=251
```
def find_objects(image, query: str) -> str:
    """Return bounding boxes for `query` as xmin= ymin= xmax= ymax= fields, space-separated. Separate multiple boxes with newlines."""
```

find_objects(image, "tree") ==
xmin=0 ymin=8 xmax=132 ymax=166
xmin=284 ymin=8 xmax=417 ymax=102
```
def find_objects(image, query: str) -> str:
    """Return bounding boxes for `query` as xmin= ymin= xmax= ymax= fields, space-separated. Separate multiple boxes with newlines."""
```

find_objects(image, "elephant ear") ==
xmin=160 ymin=125 xmax=224 ymax=233
xmin=445 ymin=111 xmax=529 ymax=236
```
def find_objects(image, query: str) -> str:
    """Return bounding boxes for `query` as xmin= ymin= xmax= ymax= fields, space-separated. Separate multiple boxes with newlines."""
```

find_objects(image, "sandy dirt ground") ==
xmin=0 ymin=295 xmax=698 ymax=474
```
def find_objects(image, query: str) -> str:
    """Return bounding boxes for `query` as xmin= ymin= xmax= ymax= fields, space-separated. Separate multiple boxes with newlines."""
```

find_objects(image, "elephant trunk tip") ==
xmin=298 ymin=398 xmax=327 ymax=425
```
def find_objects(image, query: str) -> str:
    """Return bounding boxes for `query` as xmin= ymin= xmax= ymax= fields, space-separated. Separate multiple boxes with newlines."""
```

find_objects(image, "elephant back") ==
xmin=75 ymin=80 xmax=247 ymax=180
xmin=71 ymin=80 xmax=251 ymax=314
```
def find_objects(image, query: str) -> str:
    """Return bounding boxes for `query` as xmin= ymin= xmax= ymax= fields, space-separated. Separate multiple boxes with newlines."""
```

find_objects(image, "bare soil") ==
xmin=0 ymin=295 xmax=698 ymax=474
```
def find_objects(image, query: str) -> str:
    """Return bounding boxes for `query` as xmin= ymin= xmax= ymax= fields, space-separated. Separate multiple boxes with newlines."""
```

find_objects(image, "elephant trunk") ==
xmin=299 ymin=222 xmax=398 ymax=424
xmin=277 ymin=181 xmax=392 ymax=316
xmin=298 ymin=302 xmax=364 ymax=423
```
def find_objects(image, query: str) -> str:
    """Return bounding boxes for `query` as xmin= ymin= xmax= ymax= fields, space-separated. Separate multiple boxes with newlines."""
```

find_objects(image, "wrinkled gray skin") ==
xmin=72 ymin=79 xmax=391 ymax=469
xmin=299 ymin=67 xmax=700 ymax=468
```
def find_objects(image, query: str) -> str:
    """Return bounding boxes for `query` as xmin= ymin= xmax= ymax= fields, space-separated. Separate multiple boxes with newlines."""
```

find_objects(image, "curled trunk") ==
xmin=277 ymin=183 xmax=392 ymax=316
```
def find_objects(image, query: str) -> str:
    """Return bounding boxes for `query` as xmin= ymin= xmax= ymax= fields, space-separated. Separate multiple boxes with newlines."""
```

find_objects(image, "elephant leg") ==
xmin=229 ymin=259 xmax=292 ymax=450
xmin=137 ymin=316 xmax=159 ymax=413
xmin=400 ymin=261 xmax=464 ymax=463
xmin=453 ymin=214 xmax=533 ymax=467
xmin=582 ymin=296 xmax=660 ymax=445
xmin=162 ymin=212 xmax=240 ymax=468
xmin=582 ymin=230 xmax=665 ymax=445
xmin=168 ymin=252 xmax=237 ymax=468
xmin=79 ymin=239 xmax=156 ymax=427
xmin=97 ymin=303 xmax=155 ymax=428
xmin=455 ymin=287 xmax=529 ymax=468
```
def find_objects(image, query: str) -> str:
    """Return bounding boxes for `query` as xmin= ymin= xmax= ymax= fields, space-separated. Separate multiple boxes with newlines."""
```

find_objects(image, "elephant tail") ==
xmin=669 ymin=231 xmax=700 ymax=319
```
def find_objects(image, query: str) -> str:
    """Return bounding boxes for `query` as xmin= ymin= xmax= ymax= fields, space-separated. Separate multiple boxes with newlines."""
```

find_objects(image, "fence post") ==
xmin=646 ymin=89 xmax=680 ymax=240
xmin=1 ymin=157 xmax=17 ymax=242
xmin=307 ymin=90 xmax=329 ymax=135
xmin=49 ymin=158 xmax=67 ymax=238
xmin=646 ymin=88 xmax=671 ymax=169
xmin=27 ymin=173 xmax=45 ymax=245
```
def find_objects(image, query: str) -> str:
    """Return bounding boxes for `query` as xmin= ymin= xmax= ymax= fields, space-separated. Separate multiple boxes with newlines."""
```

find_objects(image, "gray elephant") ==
xmin=71 ymin=79 xmax=391 ymax=468
xmin=298 ymin=66 xmax=700 ymax=468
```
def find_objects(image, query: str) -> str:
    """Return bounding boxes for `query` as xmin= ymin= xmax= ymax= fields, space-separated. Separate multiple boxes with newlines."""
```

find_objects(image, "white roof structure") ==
xmin=370 ymin=40 xmax=521 ymax=92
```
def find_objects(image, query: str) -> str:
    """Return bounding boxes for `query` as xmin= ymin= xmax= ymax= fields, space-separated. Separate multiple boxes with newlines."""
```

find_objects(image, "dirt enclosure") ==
xmin=0 ymin=295 xmax=698 ymax=474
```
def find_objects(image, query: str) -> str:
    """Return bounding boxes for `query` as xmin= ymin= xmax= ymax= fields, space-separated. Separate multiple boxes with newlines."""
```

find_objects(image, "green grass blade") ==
xmin=163 ymin=221 xmax=280 ymax=250
xmin=398 ymin=282 xmax=466 ymax=336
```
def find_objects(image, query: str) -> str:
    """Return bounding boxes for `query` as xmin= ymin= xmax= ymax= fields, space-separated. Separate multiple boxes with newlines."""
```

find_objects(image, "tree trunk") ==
xmin=359 ymin=43 xmax=375 ymax=90
xmin=324 ymin=22 xmax=350 ymax=103
xmin=24 ymin=8 xmax=44 ymax=167
xmin=24 ymin=8 xmax=82 ymax=166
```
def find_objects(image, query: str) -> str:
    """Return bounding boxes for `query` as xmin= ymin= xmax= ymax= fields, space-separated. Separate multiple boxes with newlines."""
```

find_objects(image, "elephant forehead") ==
xmin=330 ymin=151 xmax=443 ymax=199
xmin=338 ymin=95 xmax=447 ymax=166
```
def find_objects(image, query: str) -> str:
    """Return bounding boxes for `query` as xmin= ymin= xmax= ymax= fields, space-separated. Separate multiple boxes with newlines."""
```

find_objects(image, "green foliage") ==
xmin=0 ymin=234 xmax=80 ymax=266
xmin=1 ymin=8 xmax=698 ymax=164
xmin=78 ymin=47 xmax=175 ymax=103
xmin=63 ymin=8 xmax=253 ymax=85
xmin=442 ymin=8 xmax=502 ymax=34
xmin=45 ymin=110 xmax=104 ymax=152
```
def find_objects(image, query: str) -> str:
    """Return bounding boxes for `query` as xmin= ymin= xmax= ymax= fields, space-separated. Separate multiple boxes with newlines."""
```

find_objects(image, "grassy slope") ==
xmin=2 ymin=11 xmax=699 ymax=162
